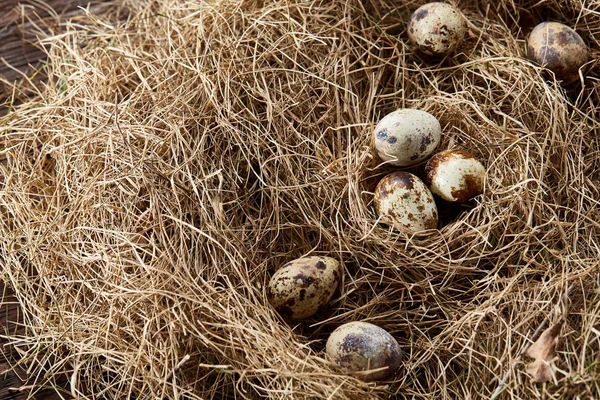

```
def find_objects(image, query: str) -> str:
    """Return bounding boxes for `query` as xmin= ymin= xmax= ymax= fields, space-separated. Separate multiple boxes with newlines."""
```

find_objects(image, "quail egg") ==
xmin=425 ymin=149 xmax=485 ymax=203
xmin=407 ymin=2 xmax=467 ymax=56
xmin=374 ymin=171 xmax=438 ymax=233
xmin=373 ymin=109 xmax=441 ymax=167
xmin=326 ymin=321 xmax=402 ymax=381
xmin=267 ymin=256 xmax=341 ymax=320
xmin=527 ymin=21 xmax=588 ymax=83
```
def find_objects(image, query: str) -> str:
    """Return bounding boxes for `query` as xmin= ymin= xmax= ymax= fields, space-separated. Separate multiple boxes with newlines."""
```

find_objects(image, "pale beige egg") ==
xmin=425 ymin=149 xmax=485 ymax=203
xmin=267 ymin=256 xmax=341 ymax=320
xmin=374 ymin=171 xmax=438 ymax=233
xmin=407 ymin=2 xmax=467 ymax=56
xmin=527 ymin=21 xmax=588 ymax=83
xmin=326 ymin=321 xmax=402 ymax=381
xmin=373 ymin=109 xmax=441 ymax=167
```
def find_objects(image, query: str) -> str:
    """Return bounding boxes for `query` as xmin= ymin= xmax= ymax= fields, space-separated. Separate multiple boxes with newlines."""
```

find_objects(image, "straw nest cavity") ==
xmin=1 ymin=0 xmax=599 ymax=398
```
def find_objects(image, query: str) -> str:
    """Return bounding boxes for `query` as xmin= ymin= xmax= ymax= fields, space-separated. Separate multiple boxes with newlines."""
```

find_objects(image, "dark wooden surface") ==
xmin=0 ymin=0 xmax=92 ymax=83
xmin=1 ymin=2 xmax=93 ymax=398
xmin=1 ymin=282 xmax=69 ymax=400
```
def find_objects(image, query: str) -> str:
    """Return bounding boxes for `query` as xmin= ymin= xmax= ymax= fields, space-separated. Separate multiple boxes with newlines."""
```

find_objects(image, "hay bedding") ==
xmin=0 ymin=0 xmax=599 ymax=398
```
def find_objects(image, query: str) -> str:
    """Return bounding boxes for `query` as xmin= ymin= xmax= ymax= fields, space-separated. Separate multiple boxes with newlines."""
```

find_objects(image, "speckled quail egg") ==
xmin=527 ymin=21 xmax=588 ymax=83
xmin=326 ymin=321 xmax=402 ymax=381
xmin=425 ymin=149 xmax=485 ymax=203
xmin=267 ymin=256 xmax=341 ymax=320
xmin=407 ymin=2 xmax=467 ymax=56
xmin=374 ymin=171 xmax=438 ymax=233
xmin=373 ymin=109 xmax=441 ymax=167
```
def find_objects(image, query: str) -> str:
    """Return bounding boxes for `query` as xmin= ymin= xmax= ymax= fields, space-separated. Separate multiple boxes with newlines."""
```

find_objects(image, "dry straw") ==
xmin=1 ymin=0 xmax=599 ymax=398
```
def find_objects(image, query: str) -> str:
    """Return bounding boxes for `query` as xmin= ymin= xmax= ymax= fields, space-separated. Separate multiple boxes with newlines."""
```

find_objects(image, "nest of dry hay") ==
xmin=1 ymin=0 xmax=599 ymax=398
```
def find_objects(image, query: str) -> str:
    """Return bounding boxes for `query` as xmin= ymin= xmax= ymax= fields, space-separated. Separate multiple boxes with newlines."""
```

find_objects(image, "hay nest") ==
xmin=1 ymin=0 xmax=599 ymax=398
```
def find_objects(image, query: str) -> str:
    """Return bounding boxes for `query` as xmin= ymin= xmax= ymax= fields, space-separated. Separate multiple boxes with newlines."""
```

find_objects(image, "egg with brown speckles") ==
xmin=374 ymin=171 xmax=438 ymax=233
xmin=407 ymin=2 xmax=467 ymax=56
xmin=326 ymin=321 xmax=402 ymax=381
xmin=373 ymin=109 xmax=441 ymax=167
xmin=527 ymin=21 xmax=588 ymax=83
xmin=267 ymin=256 xmax=341 ymax=320
xmin=425 ymin=149 xmax=485 ymax=203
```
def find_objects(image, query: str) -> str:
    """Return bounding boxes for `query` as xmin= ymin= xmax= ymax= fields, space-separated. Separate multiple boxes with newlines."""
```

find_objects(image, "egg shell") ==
xmin=374 ymin=171 xmax=438 ymax=233
xmin=373 ymin=109 xmax=441 ymax=167
xmin=326 ymin=321 xmax=402 ymax=381
xmin=526 ymin=22 xmax=588 ymax=83
xmin=425 ymin=149 xmax=485 ymax=203
xmin=267 ymin=256 xmax=341 ymax=320
xmin=407 ymin=2 xmax=467 ymax=56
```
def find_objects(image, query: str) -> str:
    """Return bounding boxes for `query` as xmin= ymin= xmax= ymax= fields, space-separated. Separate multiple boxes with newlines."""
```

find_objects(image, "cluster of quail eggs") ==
xmin=372 ymin=108 xmax=486 ymax=233
xmin=265 ymin=1 xmax=591 ymax=383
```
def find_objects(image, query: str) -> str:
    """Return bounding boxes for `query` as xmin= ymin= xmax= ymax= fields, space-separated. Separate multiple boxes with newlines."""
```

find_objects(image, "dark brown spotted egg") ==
xmin=326 ymin=321 xmax=402 ymax=381
xmin=267 ymin=256 xmax=341 ymax=320
xmin=425 ymin=149 xmax=485 ymax=203
xmin=374 ymin=172 xmax=438 ymax=233
xmin=527 ymin=22 xmax=588 ymax=83
xmin=407 ymin=2 xmax=467 ymax=56
xmin=373 ymin=109 xmax=441 ymax=167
